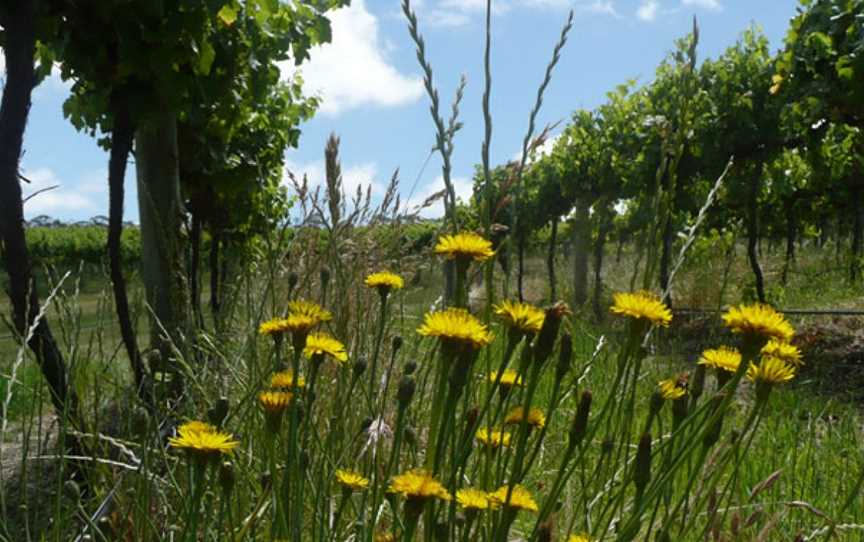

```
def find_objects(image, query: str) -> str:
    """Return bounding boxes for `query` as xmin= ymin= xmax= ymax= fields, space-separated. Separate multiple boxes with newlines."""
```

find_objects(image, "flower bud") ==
xmin=207 ymin=397 xmax=230 ymax=428
xmin=403 ymin=361 xmax=417 ymax=376
xmin=534 ymin=302 xmax=571 ymax=365
xmin=397 ymin=376 xmax=416 ymax=409
xmin=555 ymin=333 xmax=573 ymax=380
xmin=219 ymin=461 xmax=235 ymax=496
xmin=353 ymin=357 xmax=368 ymax=378
xmin=392 ymin=335 xmax=404 ymax=353
xmin=634 ymin=432 xmax=652 ymax=497
xmin=288 ymin=272 xmax=299 ymax=291
xmin=569 ymin=390 xmax=592 ymax=448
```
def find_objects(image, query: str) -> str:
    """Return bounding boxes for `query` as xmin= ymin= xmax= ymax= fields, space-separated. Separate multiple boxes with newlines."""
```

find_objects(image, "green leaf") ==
xmin=198 ymin=39 xmax=216 ymax=76
xmin=217 ymin=4 xmax=238 ymax=26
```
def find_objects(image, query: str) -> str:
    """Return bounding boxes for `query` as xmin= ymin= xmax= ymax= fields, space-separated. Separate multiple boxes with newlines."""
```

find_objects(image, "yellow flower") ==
xmin=761 ymin=339 xmax=802 ymax=367
xmin=365 ymin=271 xmax=404 ymax=293
xmin=610 ymin=291 xmax=672 ymax=327
xmin=504 ymin=407 xmax=546 ymax=429
xmin=568 ymin=535 xmax=591 ymax=542
xmin=488 ymin=369 xmax=523 ymax=388
xmin=475 ymin=427 xmax=512 ymax=448
xmin=259 ymin=317 xmax=289 ymax=336
xmin=270 ymin=370 xmax=306 ymax=389
xmin=258 ymin=390 xmax=292 ymax=414
xmin=387 ymin=469 xmax=451 ymax=501
xmin=489 ymin=485 xmax=538 ymax=513
xmin=456 ymin=488 xmax=496 ymax=511
xmin=722 ymin=304 xmax=794 ymax=342
xmin=168 ymin=421 xmax=239 ymax=456
xmin=304 ymin=332 xmax=349 ymax=363
xmin=434 ymin=232 xmax=494 ymax=262
xmin=417 ymin=308 xmax=493 ymax=350
xmin=335 ymin=469 xmax=370 ymax=491
xmin=746 ymin=356 xmax=796 ymax=385
xmin=278 ymin=313 xmax=318 ymax=335
xmin=698 ymin=346 xmax=742 ymax=374
xmin=494 ymin=300 xmax=545 ymax=334
xmin=658 ymin=378 xmax=686 ymax=400
xmin=374 ymin=533 xmax=395 ymax=542
xmin=287 ymin=299 xmax=333 ymax=323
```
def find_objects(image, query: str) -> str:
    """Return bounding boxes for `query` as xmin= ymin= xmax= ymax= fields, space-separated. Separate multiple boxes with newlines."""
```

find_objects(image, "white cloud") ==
xmin=636 ymin=0 xmax=659 ymax=21
xmin=681 ymin=0 xmax=721 ymax=11
xmin=406 ymin=174 xmax=473 ymax=218
xmin=286 ymin=0 xmax=423 ymax=115
xmin=578 ymin=1 xmax=618 ymax=16
xmin=21 ymin=167 xmax=97 ymax=218
xmin=284 ymin=157 xmax=384 ymax=199
xmin=423 ymin=0 xmax=617 ymax=26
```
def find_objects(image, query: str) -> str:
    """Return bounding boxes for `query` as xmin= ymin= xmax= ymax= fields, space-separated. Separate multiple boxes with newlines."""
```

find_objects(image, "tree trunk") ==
xmin=571 ymin=199 xmax=590 ymax=308
xmin=107 ymin=92 xmax=149 ymax=402
xmin=659 ymin=215 xmax=674 ymax=307
xmin=190 ymin=211 xmax=204 ymax=329
xmin=547 ymin=219 xmax=558 ymax=301
xmin=592 ymin=223 xmax=608 ymax=322
xmin=210 ymin=229 xmax=221 ymax=319
xmin=781 ymin=199 xmax=796 ymax=286
xmin=517 ymin=231 xmax=525 ymax=302
xmin=851 ymin=184 xmax=863 ymax=283
xmin=135 ymin=111 xmax=189 ymax=378
xmin=0 ymin=2 xmax=79 ymax=422
xmin=746 ymin=170 xmax=766 ymax=303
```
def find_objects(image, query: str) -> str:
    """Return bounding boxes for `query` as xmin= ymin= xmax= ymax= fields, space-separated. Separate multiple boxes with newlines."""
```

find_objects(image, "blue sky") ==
xmin=11 ymin=0 xmax=800 ymax=222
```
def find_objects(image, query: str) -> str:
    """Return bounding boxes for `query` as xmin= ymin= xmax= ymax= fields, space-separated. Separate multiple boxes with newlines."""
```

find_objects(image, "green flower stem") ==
xmin=182 ymin=460 xmax=208 ymax=542
xmin=368 ymin=294 xmax=390 ymax=405
xmin=330 ymin=492 xmax=351 ymax=542
xmin=426 ymin=347 xmax=454 ymax=470
xmin=285 ymin=337 xmax=305 ymax=541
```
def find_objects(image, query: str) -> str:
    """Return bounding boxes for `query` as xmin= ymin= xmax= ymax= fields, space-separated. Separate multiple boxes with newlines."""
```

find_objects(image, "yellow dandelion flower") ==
xmin=568 ymin=535 xmax=591 ymax=542
xmin=178 ymin=420 xmax=217 ymax=434
xmin=434 ymin=232 xmax=494 ymax=262
xmin=258 ymin=390 xmax=292 ymax=414
xmin=722 ymin=304 xmax=794 ymax=342
xmin=698 ymin=346 xmax=742 ymax=374
xmin=304 ymin=332 xmax=349 ymax=363
xmin=287 ymin=299 xmax=333 ymax=323
xmin=387 ymin=469 xmax=451 ymax=501
xmin=259 ymin=317 xmax=289 ymax=336
xmin=610 ymin=291 xmax=672 ymax=327
xmin=504 ymin=407 xmax=546 ymax=429
xmin=761 ymin=339 xmax=802 ymax=367
xmin=168 ymin=421 xmax=238 ymax=456
xmin=489 ymin=485 xmax=538 ymax=513
xmin=746 ymin=356 xmax=796 ymax=385
xmin=365 ymin=271 xmax=404 ymax=293
xmin=658 ymin=378 xmax=686 ymax=400
xmin=494 ymin=300 xmax=545 ymax=334
xmin=475 ymin=427 xmax=512 ymax=448
xmin=277 ymin=313 xmax=318 ymax=334
xmin=417 ymin=308 xmax=493 ymax=350
xmin=456 ymin=488 xmax=496 ymax=511
xmin=270 ymin=370 xmax=306 ymax=389
xmin=335 ymin=469 xmax=370 ymax=491
xmin=488 ymin=369 xmax=523 ymax=388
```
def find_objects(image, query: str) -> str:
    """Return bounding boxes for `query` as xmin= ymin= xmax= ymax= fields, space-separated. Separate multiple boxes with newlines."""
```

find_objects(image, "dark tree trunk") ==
xmin=659 ymin=215 xmax=674 ymax=308
xmin=210 ymin=229 xmax=221 ymax=319
xmin=571 ymin=199 xmax=590 ymax=308
xmin=190 ymin=211 xmax=204 ymax=329
xmin=135 ymin=111 xmax=189 ymax=379
xmin=851 ymin=184 xmax=863 ymax=283
xmin=781 ymin=199 xmax=796 ymax=286
xmin=746 ymin=170 xmax=766 ymax=303
xmin=546 ymin=219 xmax=558 ymax=301
xmin=107 ymin=92 xmax=148 ymax=401
xmin=592 ymin=223 xmax=608 ymax=322
xmin=0 ymin=2 xmax=79 ymax=422
xmin=517 ymin=231 xmax=525 ymax=302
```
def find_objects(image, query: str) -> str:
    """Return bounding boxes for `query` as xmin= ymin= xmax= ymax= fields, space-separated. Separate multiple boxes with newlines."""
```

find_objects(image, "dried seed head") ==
xmin=634 ymin=432 xmax=652 ymax=495
xmin=397 ymin=376 xmax=416 ymax=409
xmin=555 ymin=333 xmax=573 ymax=380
